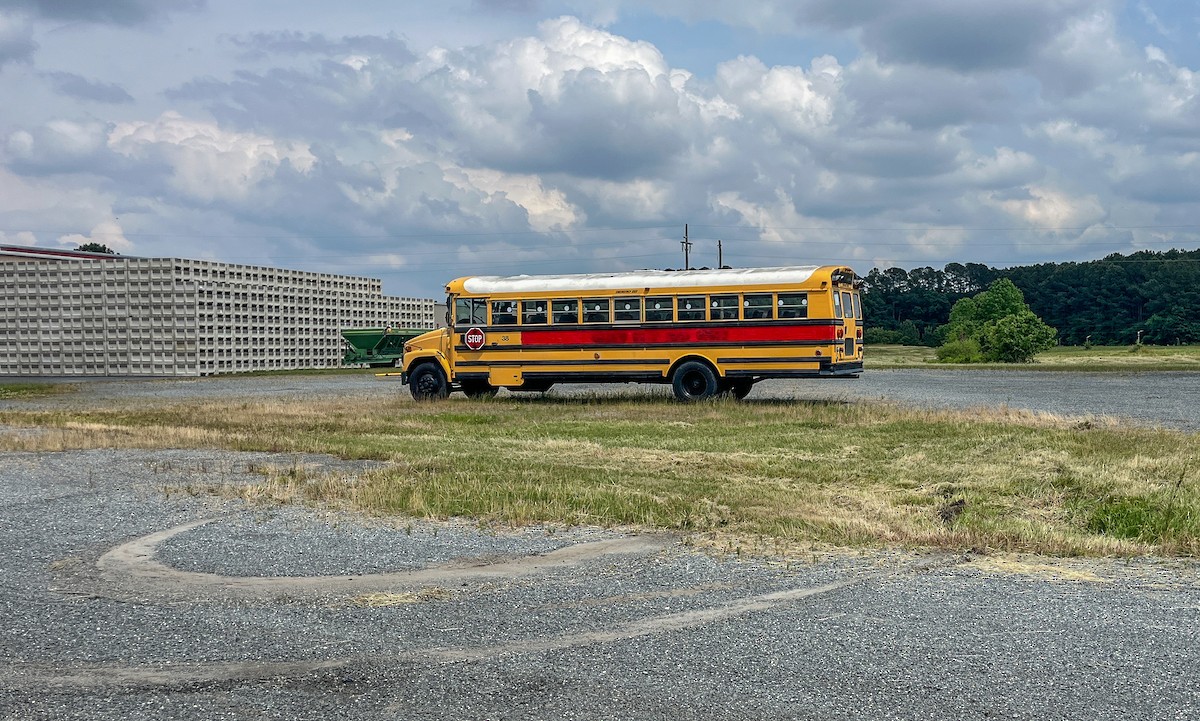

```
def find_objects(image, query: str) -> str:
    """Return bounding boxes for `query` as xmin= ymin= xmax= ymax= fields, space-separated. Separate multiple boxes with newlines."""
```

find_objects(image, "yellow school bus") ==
xmin=401 ymin=265 xmax=863 ymax=401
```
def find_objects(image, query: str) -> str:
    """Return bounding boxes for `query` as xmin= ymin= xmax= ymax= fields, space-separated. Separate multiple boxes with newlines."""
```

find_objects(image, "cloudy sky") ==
xmin=0 ymin=1 xmax=1197 ymax=298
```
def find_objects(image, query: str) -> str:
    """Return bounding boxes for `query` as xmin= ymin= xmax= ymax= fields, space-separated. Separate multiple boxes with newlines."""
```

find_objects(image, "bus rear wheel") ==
xmin=460 ymin=379 xmax=498 ymax=399
xmin=672 ymin=361 xmax=720 ymax=402
xmin=409 ymin=363 xmax=449 ymax=401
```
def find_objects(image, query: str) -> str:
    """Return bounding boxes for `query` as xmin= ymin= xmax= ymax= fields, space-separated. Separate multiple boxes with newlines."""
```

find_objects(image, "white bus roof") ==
xmin=458 ymin=265 xmax=830 ymax=295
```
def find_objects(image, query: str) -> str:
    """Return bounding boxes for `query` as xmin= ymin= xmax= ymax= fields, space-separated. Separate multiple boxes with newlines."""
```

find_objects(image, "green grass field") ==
xmin=2 ymin=389 xmax=1197 ymax=559
xmin=0 ymin=383 xmax=73 ymax=400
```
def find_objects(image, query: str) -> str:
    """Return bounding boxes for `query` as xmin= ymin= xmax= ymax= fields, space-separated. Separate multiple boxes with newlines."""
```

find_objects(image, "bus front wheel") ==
xmin=672 ymin=361 xmax=720 ymax=402
xmin=409 ymin=364 xmax=449 ymax=401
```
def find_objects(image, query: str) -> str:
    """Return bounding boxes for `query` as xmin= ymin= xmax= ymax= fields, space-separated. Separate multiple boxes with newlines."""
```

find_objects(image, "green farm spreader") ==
xmin=341 ymin=327 xmax=428 ymax=368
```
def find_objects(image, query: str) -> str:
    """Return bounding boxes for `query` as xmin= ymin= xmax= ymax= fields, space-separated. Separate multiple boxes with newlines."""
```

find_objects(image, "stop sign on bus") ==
xmin=464 ymin=327 xmax=486 ymax=350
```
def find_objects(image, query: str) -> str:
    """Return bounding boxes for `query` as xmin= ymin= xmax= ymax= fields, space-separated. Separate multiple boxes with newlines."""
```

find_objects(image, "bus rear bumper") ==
xmin=823 ymin=361 xmax=863 ymax=377
xmin=724 ymin=360 xmax=862 ymax=380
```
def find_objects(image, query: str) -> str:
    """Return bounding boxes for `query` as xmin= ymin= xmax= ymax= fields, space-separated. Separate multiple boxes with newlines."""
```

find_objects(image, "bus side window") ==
xmin=583 ymin=298 xmax=610 ymax=323
xmin=744 ymin=293 xmax=773 ymax=320
xmin=832 ymin=291 xmax=843 ymax=319
xmin=491 ymin=300 xmax=517 ymax=325
xmin=552 ymin=299 xmax=578 ymax=324
xmin=711 ymin=295 xmax=738 ymax=320
xmin=456 ymin=298 xmax=487 ymax=325
xmin=521 ymin=300 xmax=548 ymax=325
xmin=778 ymin=293 xmax=808 ymax=319
xmin=614 ymin=297 xmax=641 ymax=322
xmin=678 ymin=295 xmax=705 ymax=321
xmin=645 ymin=296 xmax=673 ymax=322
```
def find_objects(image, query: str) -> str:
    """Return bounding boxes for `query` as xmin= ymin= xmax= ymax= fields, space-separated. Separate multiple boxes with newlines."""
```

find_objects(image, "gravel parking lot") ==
xmin=2 ymin=372 xmax=1198 ymax=720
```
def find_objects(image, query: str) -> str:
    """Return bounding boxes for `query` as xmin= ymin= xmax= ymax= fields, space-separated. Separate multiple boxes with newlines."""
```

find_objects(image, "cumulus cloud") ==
xmin=1113 ymin=151 xmax=1200 ymax=205
xmin=549 ymin=0 xmax=1101 ymax=75
xmin=3 ymin=7 xmax=1199 ymax=289
xmin=57 ymin=219 xmax=132 ymax=252
xmin=1032 ymin=7 xmax=1131 ymax=99
xmin=799 ymin=0 xmax=1097 ymax=72
xmin=167 ymin=36 xmax=420 ymax=139
xmin=0 ymin=0 xmax=204 ymax=25
xmin=986 ymin=184 xmax=1108 ymax=256
xmin=149 ymin=15 xmax=1182 ymax=257
xmin=5 ymin=119 xmax=109 ymax=173
xmin=107 ymin=112 xmax=316 ymax=203
xmin=0 ymin=10 xmax=36 ymax=66
xmin=227 ymin=31 xmax=416 ymax=65
xmin=422 ymin=16 xmax=692 ymax=179
xmin=715 ymin=55 xmax=841 ymax=137
xmin=711 ymin=188 xmax=816 ymax=244
xmin=42 ymin=71 xmax=134 ymax=103
xmin=954 ymin=148 xmax=1042 ymax=189
xmin=1135 ymin=46 xmax=1199 ymax=134
xmin=454 ymin=166 xmax=582 ymax=231
xmin=0 ymin=229 xmax=38 ymax=245
xmin=0 ymin=165 xmax=125 ymax=250
xmin=986 ymin=185 xmax=1106 ymax=231
xmin=842 ymin=55 xmax=1019 ymax=130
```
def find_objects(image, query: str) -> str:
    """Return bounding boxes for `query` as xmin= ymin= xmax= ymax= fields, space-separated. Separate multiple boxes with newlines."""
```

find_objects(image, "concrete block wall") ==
xmin=1 ymin=254 xmax=438 ymax=377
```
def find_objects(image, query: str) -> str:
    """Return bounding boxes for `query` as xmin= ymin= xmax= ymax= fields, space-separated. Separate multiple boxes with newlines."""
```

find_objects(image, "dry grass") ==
xmin=2 ymin=392 xmax=1198 ymax=558
xmin=868 ymin=343 xmax=1200 ymax=370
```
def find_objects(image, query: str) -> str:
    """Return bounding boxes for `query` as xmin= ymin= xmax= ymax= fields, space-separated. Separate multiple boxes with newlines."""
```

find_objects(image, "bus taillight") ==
xmin=856 ymin=328 xmax=862 ymax=340
xmin=836 ymin=328 xmax=844 ymax=339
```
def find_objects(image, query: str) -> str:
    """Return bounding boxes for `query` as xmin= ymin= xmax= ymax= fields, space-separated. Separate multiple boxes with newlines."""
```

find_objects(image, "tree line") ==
xmin=861 ymin=248 xmax=1200 ymax=346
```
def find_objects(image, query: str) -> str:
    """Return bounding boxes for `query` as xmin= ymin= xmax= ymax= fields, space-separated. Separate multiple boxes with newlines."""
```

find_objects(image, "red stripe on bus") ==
xmin=519 ymin=324 xmax=837 ymax=346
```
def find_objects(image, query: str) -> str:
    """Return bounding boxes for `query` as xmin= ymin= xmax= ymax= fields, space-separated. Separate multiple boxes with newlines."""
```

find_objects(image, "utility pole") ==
xmin=681 ymin=224 xmax=692 ymax=270
xmin=717 ymin=239 xmax=723 ymax=268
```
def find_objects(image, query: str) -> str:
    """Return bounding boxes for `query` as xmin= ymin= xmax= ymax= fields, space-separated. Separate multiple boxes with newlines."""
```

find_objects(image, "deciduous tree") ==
xmin=937 ymin=279 xmax=1057 ymax=363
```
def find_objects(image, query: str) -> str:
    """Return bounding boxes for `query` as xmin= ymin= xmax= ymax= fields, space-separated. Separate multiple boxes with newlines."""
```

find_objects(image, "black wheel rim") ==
xmin=416 ymin=372 xmax=439 ymax=396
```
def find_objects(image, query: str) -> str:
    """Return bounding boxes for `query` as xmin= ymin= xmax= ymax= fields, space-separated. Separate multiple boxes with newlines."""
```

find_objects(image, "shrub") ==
xmin=935 ymin=337 xmax=983 ymax=363
xmin=864 ymin=328 xmax=909 ymax=345
xmin=937 ymin=279 xmax=1057 ymax=363
xmin=981 ymin=310 xmax=1058 ymax=363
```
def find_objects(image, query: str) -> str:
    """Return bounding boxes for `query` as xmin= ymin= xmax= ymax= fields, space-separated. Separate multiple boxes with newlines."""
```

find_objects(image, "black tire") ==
xmin=461 ymin=379 xmax=498 ymax=399
xmin=672 ymin=361 xmax=720 ymax=402
xmin=409 ymin=363 xmax=449 ymax=401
